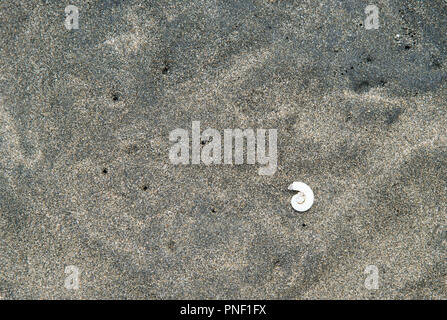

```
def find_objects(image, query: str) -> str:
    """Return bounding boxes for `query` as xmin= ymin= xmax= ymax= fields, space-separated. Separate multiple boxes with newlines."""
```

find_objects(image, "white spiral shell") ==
xmin=288 ymin=182 xmax=314 ymax=212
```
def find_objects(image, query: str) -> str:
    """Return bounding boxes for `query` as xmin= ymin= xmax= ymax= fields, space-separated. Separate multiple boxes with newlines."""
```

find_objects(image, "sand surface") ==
xmin=0 ymin=0 xmax=446 ymax=299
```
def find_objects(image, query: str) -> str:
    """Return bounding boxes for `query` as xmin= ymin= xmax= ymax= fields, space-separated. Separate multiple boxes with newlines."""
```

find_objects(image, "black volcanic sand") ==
xmin=0 ymin=0 xmax=446 ymax=299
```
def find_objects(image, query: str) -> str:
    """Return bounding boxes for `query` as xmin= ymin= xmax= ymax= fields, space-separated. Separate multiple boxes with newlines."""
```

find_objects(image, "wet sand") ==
xmin=0 ymin=0 xmax=446 ymax=299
